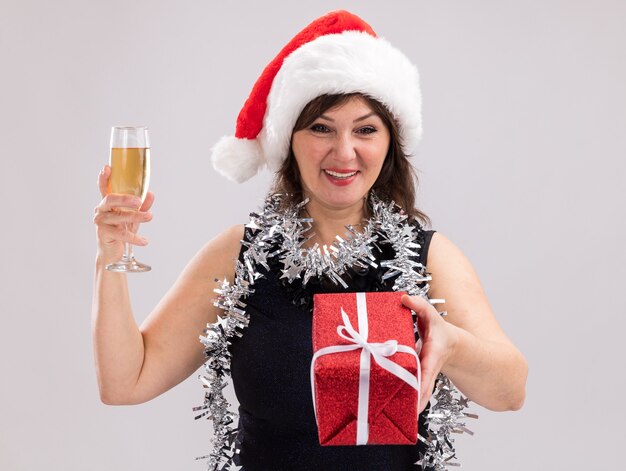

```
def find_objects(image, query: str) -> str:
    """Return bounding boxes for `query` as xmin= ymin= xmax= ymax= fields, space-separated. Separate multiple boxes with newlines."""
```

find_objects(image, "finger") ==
xmin=419 ymin=356 xmax=439 ymax=402
xmin=418 ymin=338 xmax=446 ymax=398
xmin=128 ymin=230 xmax=149 ymax=246
xmin=415 ymin=306 xmax=432 ymax=342
xmin=97 ymin=193 xmax=143 ymax=213
xmin=94 ymin=208 xmax=152 ymax=226
xmin=418 ymin=373 xmax=439 ymax=414
xmin=98 ymin=165 xmax=111 ymax=197
xmin=110 ymin=224 xmax=149 ymax=246
xmin=418 ymin=358 xmax=435 ymax=413
xmin=402 ymin=294 xmax=438 ymax=339
xmin=139 ymin=191 xmax=155 ymax=211
xmin=403 ymin=294 xmax=439 ymax=315
xmin=401 ymin=294 xmax=434 ymax=321
xmin=419 ymin=388 xmax=432 ymax=414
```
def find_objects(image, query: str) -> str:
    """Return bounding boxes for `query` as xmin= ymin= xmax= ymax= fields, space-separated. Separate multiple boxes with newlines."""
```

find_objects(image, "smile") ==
xmin=323 ymin=169 xmax=358 ymax=179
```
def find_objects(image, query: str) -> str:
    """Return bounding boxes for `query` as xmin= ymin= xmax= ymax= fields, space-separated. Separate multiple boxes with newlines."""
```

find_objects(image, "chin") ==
xmin=316 ymin=186 xmax=369 ymax=210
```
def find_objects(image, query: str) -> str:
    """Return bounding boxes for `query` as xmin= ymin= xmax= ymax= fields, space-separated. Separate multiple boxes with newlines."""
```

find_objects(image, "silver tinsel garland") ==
xmin=194 ymin=192 xmax=475 ymax=470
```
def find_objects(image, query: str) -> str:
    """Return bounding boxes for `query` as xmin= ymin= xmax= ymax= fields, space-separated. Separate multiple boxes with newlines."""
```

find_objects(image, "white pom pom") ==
xmin=211 ymin=136 xmax=264 ymax=183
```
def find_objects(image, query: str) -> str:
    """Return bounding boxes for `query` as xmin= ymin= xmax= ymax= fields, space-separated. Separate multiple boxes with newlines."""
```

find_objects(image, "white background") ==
xmin=1 ymin=1 xmax=625 ymax=469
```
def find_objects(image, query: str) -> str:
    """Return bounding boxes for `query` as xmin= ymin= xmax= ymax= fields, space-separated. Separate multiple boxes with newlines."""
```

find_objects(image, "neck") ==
xmin=303 ymin=195 xmax=367 ymax=248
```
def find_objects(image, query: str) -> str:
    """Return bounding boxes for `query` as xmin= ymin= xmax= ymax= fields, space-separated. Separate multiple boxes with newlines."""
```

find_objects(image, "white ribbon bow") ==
xmin=310 ymin=292 xmax=421 ymax=445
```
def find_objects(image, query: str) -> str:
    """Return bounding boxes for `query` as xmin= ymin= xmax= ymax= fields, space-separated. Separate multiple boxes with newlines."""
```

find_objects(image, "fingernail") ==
xmin=132 ymin=197 xmax=142 ymax=207
xmin=140 ymin=237 xmax=148 ymax=244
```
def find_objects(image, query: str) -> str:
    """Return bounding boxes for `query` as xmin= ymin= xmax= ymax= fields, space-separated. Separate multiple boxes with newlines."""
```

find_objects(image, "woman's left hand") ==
xmin=401 ymin=294 xmax=460 ymax=413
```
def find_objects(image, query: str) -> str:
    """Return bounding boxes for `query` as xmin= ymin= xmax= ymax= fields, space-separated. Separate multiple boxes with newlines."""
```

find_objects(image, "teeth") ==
xmin=324 ymin=170 xmax=357 ymax=179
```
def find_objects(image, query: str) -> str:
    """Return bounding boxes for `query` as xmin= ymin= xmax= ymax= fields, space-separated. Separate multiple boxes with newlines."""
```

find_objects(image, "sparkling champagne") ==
xmin=109 ymin=147 xmax=150 ymax=202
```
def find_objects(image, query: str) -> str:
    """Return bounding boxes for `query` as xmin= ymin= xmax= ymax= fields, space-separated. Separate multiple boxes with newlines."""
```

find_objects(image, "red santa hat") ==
xmin=212 ymin=10 xmax=423 ymax=183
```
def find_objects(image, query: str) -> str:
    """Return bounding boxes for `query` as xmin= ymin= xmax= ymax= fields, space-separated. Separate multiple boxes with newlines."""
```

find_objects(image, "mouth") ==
xmin=322 ymin=168 xmax=359 ymax=187
xmin=323 ymin=169 xmax=358 ymax=180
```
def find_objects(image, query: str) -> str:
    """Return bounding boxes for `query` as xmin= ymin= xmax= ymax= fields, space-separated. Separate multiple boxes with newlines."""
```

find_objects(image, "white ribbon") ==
xmin=311 ymin=292 xmax=421 ymax=445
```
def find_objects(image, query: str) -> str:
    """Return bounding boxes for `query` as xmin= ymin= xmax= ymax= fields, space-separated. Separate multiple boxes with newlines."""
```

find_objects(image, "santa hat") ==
xmin=212 ymin=10 xmax=423 ymax=183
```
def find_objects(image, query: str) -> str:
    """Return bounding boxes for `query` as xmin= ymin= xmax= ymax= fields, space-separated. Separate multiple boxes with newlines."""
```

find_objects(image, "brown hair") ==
xmin=271 ymin=93 xmax=431 ymax=228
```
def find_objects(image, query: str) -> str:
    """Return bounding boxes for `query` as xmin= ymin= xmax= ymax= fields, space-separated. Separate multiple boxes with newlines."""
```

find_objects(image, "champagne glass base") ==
xmin=106 ymin=257 xmax=151 ymax=273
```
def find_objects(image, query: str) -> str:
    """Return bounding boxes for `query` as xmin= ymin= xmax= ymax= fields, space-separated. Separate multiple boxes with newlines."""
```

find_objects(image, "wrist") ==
xmin=95 ymin=250 xmax=122 ymax=269
xmin=441 ymin=321 xmax=464 ymax=373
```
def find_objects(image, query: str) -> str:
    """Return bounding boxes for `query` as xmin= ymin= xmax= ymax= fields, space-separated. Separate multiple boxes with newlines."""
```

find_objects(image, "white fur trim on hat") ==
xmin=211 ymin=136 xmax=264 ymax=183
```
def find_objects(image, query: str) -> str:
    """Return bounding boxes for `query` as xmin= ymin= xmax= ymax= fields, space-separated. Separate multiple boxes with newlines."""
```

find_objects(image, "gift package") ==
xmin=311 ymin=291 xmax=420 ymax=446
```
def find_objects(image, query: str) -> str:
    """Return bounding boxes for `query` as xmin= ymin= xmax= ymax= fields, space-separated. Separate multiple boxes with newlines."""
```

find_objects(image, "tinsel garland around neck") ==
xmin=193 ymin=191 xmax=476 ymax=471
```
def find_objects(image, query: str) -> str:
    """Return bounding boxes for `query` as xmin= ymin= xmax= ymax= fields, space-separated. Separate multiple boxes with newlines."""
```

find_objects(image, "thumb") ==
xmin=401 ymin=294 xmax=432 ymax=321
xmin=400 ymin=294 xmax=430 ymax=313
xmin=401 ymin=294 xmax=434 ymax=340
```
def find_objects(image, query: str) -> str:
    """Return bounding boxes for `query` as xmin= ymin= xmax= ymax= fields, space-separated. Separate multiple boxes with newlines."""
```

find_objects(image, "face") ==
xmin=291 ymin=96 xmax=390 ymax=213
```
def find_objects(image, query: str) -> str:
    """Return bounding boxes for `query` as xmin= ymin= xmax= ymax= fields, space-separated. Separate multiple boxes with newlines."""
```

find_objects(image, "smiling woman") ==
xmin=92 ymin=9 xmax=527 ymax=471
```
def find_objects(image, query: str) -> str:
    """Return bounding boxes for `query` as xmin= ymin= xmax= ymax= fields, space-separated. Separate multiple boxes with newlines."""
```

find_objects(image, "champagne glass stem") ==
xmin=123 ymin=221 xmax=134 ymax=262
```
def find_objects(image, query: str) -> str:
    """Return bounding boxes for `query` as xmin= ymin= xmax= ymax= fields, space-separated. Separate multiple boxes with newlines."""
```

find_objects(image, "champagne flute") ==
xmin=105 ymin=126 xmax=151 ymax=272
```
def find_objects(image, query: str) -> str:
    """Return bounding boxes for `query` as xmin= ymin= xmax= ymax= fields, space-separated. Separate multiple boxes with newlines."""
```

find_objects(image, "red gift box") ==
xmin=311 ymin=291 xmax=420 ymax=446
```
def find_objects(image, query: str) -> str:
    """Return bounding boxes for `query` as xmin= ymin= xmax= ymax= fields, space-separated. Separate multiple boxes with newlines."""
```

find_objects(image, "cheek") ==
xmin=376 ymin=139 xmax=391 ymax=168
xmin=293 ymin=156 xmax=321 ymax=191
xmin=294 ymin=154 xmax=318 ymax=177
xmin=367 ymin=144 xmax=389 ymax=170
xmin=295 ymin=143 xmax=326 ymax=173
xmin=305 ymin=140 xmax=329 ymax=162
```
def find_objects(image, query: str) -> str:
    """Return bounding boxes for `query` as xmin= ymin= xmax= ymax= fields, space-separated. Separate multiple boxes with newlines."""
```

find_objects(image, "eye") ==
xmin=356 ymin=126 xmax=377 ymax=135
xmin=309 ymin=123 xmax=331 ymax=133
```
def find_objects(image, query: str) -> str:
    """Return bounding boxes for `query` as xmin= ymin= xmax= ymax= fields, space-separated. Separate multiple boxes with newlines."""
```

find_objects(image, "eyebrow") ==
xmin=318 ymin=112 xmax=378 ymax=123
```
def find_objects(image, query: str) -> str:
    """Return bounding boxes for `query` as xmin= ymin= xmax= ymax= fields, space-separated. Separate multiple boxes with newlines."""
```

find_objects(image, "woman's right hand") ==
xmin=93 ymin=164 xmax=154 ymax=264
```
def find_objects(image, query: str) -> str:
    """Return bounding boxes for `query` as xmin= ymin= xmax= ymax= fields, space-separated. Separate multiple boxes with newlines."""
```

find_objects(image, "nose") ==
xmin=333 ymin=132 xmax=357 ymax=162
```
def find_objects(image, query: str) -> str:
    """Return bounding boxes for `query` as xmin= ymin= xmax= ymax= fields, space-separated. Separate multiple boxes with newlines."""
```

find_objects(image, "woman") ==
xmin=92 ymin=10 xmax=527 ymax=471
